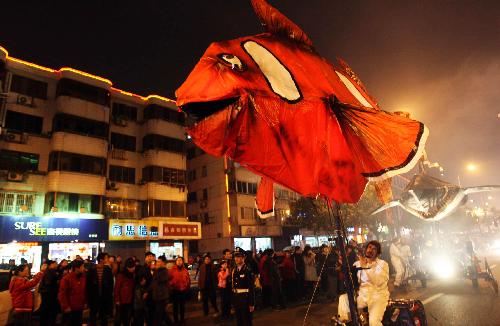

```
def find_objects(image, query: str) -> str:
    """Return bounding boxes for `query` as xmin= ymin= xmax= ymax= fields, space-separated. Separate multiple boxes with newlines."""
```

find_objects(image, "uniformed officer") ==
xmin=231 ymin=249 xmax=255 ymax=326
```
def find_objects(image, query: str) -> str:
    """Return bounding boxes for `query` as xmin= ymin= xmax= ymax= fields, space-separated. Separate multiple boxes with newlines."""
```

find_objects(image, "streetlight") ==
xmin=458 ymin=162 xmax=479 ymax=187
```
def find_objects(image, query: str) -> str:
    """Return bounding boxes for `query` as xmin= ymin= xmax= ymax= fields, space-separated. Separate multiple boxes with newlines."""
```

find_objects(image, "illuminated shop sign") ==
xmin=0 ymin=217 xmax=107 ymax=242
xmin=108 ymin=219 xmax=159 ymax=241
xmin=160 ymin=222 xmax=201 ymax=239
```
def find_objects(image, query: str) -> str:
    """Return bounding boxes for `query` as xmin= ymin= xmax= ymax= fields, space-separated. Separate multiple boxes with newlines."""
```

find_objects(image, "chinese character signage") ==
xmin=160 ymin=222 xmax=201 ymax=239
xmin=0 ymin=216 xmax=107 ymax=242
xmin=108 ymin=219 xmax=159 ymax=241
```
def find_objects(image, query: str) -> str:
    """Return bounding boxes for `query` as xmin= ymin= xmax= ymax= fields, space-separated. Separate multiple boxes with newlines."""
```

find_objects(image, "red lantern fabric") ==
xmin=176 ymin=0 xmax=428 ymax=215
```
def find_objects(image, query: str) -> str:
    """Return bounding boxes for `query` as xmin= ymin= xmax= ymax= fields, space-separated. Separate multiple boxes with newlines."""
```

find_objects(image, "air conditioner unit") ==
xmin=4 ymin=132 xmax=28 ymax=144
xmin=17 ymin=95 xmax=34 ymax=107
xmin=200 ymin=201 xmax=208 ymax=208
xmin=7 ymin=172 xmax=24 ymax=182
xmin=106 ymin=180 xmax=119 ymax=191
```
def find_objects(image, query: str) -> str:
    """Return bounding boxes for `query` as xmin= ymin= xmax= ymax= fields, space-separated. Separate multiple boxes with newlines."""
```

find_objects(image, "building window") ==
xmin=236 ymin=181 xmax=257 ymax=195
xmin=111 ymin=133 xmax=136 ymax=152
xmin=201 ymin=166 xmax=207 ymax=177
xmin=109 ymin=165 xmax=135 ymax=184
xmin=144 ymin=104 xmax=185 ymax=125
xmin=142 ymin=166 xmax=186 ymax=186
xmin=202 ymin=212 xmax=210 ymax=224
xmin=142 ymin=134 xmax=185 ymax=154
xmin=105 ymin=198 xmax=142 ymax=219
xmin=5 ymin=111 xmax=43 ymax=134
xmin=56 ymin=78 xmax=110 ymax=106
xmin=112 ymin=102 xmax=137 ymax=122
xmin=188 ymin=170 xmax=196 ymax=181
xmin=187 ymin=192 xmax=197 ymax=202
xmin=0 ymin=150 xmax=39 ymax=172
xmin=48 ymin=151 xmax=106 ymax=176
xmin=53 ymin=114 xmax=109 ymax=139
xmin=144 ymin=200 xmax=186 ymax=217
xmin=202 ymin=189 xmax=208 ymax=201
xmin=44 ymin=192 xmax=101 ymax=214
xmin=240 ymin=207 xmax=257 ymax=219
xmin=0 ymin=192 xmax=36 ymax=214
xmin=10 ymin=74 xmax=48 ymax=99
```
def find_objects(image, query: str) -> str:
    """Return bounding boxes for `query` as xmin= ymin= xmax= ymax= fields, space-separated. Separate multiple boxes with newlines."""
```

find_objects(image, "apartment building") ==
xmin=0 ymin=46 xmax=199 ymax=269
xmin=186 ymin=144 xmax=299 ymax=255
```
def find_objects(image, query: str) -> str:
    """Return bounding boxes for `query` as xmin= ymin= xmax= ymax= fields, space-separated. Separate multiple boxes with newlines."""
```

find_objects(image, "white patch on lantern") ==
xmin=243 ymin=40 xmax=300 ymax=101
xmin=335 ymin=71 xmax=373 ymax=108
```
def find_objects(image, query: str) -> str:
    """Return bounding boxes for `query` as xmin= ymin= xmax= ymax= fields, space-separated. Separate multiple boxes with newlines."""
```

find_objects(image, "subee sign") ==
xmin=0 ymin=216 xmax=107 ymax=242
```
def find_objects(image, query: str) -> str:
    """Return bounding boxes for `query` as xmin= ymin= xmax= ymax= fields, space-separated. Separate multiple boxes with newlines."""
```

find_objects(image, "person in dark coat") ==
xmin=151 ymin=255 xmax=172 ymax=325
xmin=136 ymin=251 xmax=155 ymax=325
xmin=292 ymin=246 xmax=305 ymax=300
xmin=114 ymin=258 xmax=136 ymax=326
xmin=87 ymin=252 xmax=114 ymax=326
xmin=264 ymin=249 xmax=284 ymax=309
xmin=39 ymin=260 xmax=60 ymax=326
xmin=59 ymin=260 xmax=87 ymax=326
xmin=198 ymin=254 xmax=219 ymax=316
xmin=231 ymin=251 xmax=255 ymax=326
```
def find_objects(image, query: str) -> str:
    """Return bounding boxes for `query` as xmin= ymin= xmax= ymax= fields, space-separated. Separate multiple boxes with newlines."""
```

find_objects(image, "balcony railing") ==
xmin=0 ymin=191 xmax=37 ymax=215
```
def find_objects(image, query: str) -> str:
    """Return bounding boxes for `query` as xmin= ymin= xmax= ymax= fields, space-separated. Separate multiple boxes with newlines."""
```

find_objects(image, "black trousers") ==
xmin=12 ymin=311 xmax=32 ymax=326
xmin=62 ymin=311 xmax=83 ymax=326
xmin=262 ymin=285 xmax=272 ymax=308
xmin=232 ymin=293 xmax=252 ymax=326
xmin=114 ymin=303 xmax=133 ymax=326
xmin=153 ymin=299 xmax=172 ymax=326
xmin=171 ymin=290 xmax=187 ymax=323
xmin=201 ymin=289 xmax=218 ymax=315
xmin=89 ymin=301 xmax=110 ymax=326
xmin=132 ymin=309 xmax=145 ymax=326
xmin=220 ymin=287 xmax=232 ymax=318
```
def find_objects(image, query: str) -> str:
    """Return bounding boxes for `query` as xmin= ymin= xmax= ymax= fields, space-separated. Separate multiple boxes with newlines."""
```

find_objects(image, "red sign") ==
xmin=161 ymin=222 xmax=201 ymax=239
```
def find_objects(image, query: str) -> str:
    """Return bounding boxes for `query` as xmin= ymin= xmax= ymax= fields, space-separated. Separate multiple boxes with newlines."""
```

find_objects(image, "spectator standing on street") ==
xmin=133 ymin=274 xmax=149 ymax=326
xmin=152 ymin=255 xmax=172 ymax=325
xmin=169 ymin=256 xmax=191 ymax=324
xmin=198 ymin=254 xmax=219 ymax=317
xmin=258 ymin=250 xmax=272 ymax=309
xmin=279 ymin=249 xmax=296 ymax=302
xmin=137 ymin=251 xmax=156 ymax=325
xmin=9 ymin=263 xmax=46 ymax=325
xmin=218 ymin=260 xmax=231 ymax=319
xmin=266 ymin=249 xmax=284 ymax=310
xmin=303 ymin=245 xmax=318 ymax=299
xmin=231 ymin=250 xmax=255 ymax=326
xmin=114 ymin=258 xmax=136 ymax=326
xmin=222 ymin=249 xmax=235 ymax=269
xmin=58 ymin=259 xmax=87 ymax=326
xmin=39 ymin=260 xmax=60 ymax=326
xmin=292 ymin=246 xmax=305 ymax=300
xmin=87 ymin=252 xmax=114 ymax=326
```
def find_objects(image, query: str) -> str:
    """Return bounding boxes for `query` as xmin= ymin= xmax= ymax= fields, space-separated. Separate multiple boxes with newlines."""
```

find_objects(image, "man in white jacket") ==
xmin=390 ymin=238 xmax=405 ymax=288
xmin=354 ymin=240 xmax=390 ymax=326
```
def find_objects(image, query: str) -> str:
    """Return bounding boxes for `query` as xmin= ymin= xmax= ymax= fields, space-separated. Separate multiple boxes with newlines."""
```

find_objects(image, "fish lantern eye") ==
xmin=217 ymin=53 xmax=246 ymax=72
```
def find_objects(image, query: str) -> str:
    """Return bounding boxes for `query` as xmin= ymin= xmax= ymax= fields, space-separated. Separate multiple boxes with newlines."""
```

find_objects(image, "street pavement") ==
xmin=183 ymin=252 xmax=500 ymax=326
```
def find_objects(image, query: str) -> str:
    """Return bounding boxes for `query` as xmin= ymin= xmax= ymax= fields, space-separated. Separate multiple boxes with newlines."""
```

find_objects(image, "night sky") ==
xmin=2 ymin=0 xmax=499 ymax=197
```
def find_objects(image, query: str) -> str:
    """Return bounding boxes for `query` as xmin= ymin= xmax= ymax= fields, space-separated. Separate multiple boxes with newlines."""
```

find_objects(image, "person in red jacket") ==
xmin=114 ymin=258 xmax=136 ymax=326
xmin=58 ymin=259 xmax=87 ymax=326
xmin=169 ymin=256 xmax=191 ymax=324
xmin=279 ymin=250 xmax=297 ymax=302
xmin=9 ymin=263 xmax=46 ymax=325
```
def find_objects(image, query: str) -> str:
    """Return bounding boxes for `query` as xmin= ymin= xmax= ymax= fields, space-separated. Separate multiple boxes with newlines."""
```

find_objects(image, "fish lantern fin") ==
xmin=256 ymin=176 xmax=275 ymax=219
xmin=373 ymin=179 xmax=393 ymax=204
xmin=251 ymin=0 xmax=314 ymax=49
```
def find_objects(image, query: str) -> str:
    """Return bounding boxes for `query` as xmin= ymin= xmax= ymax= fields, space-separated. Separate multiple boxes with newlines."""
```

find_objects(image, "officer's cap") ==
xmin=233 ymin=247 xmax=246 ymax=257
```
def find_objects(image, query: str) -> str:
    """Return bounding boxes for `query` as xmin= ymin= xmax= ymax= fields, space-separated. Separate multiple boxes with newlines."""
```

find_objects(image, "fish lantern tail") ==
xmin=256 ymin=177 xmax=275 ymax=219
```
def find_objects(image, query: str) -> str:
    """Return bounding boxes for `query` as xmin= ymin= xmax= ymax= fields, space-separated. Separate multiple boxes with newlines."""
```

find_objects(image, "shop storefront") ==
xmin=107 ymin=219 xmax=201 ymax=261
xmin=235 ymin=225 xmax=281 ymax=252
xmin=0 ymin=216 xmax=108 ymax=271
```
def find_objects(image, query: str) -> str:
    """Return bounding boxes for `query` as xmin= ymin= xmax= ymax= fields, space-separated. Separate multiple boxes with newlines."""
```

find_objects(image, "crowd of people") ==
xmin=8 ymin=252 xmax=191 ymax=326
xmin=6 ymin=237 xmax=422 ymax=326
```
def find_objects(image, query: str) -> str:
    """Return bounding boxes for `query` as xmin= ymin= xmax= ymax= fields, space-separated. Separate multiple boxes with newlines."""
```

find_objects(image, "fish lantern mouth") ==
xmin=181 ymin=97 xmax=240 ymax=126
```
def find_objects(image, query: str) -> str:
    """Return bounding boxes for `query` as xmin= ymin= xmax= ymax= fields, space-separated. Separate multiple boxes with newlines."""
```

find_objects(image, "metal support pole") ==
xmin=329 ymin=201 xmax=360 ymax=326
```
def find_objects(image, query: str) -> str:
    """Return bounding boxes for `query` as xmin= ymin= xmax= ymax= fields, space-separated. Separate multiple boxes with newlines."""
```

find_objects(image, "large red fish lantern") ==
xmin=176 ymin=0 xmax=428 ymax=217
